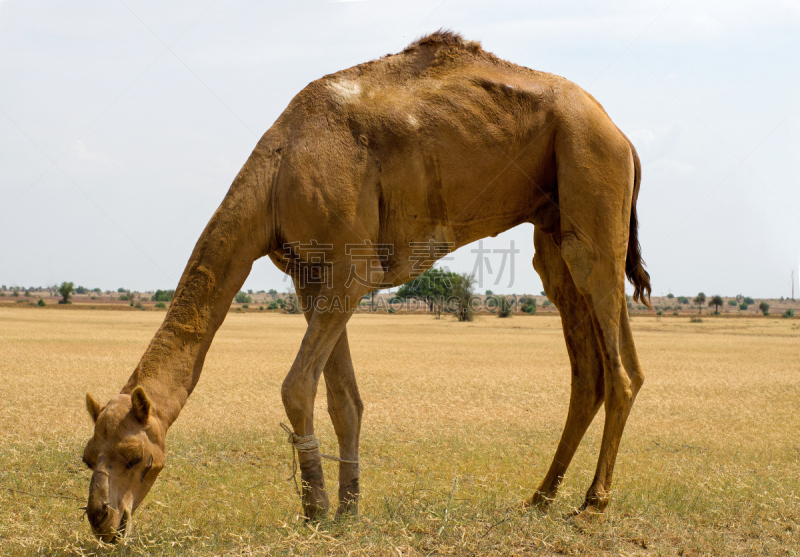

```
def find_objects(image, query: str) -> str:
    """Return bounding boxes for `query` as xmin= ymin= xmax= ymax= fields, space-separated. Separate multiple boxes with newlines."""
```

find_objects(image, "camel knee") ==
xmin=281 ymin=375 xmax=312 ymax=421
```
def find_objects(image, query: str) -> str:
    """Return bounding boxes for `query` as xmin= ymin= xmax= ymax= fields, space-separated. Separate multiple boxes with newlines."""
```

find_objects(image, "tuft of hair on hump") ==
xmin=403 ymin=29 xmax=483 ymax=54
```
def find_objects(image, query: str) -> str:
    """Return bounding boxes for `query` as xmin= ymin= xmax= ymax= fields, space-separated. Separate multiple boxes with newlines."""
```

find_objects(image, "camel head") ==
xmin=82 ymin=387 xmax=165 ymax=543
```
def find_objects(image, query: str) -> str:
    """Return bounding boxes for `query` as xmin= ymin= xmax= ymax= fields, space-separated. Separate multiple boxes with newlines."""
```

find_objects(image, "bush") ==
xmin=75 ymin=286 xmax=88 ymax=294
xmin=37 ymin=298 xmax=45 ymax=307
xmin=268 ymin=301 xmax=278 ymax=310
xmin=154 ymin=301 xmax=167 ymax=309
xmin=242 ymin=304 xmax=249 ymax=309
xmin=677 ymin=296 xmax=689 ymax=304
xmin=496 ymin=295 xmax=512 ymax=318
xmin=657 ymin=309 xmax=663 ymax=315
xmin=522 ymin=304 xmax=536 ymax=315
xmin=783 ymin=308 xmax=795 ymax=318
xmin=542 ymin=300 xmax=552 ymax=307
xmin=259 ymin=306 xmax=264 ymax=310
xmin=234 ymin=291 xmax=252 ymax=304
xmin=744 ymin=296 xmax=755 ymax=305
xmin=134 ymin=302 xmax=142 ymax=309
xmin=759 ymin=301 xmax=770 ymax=316
xmin=690 ymin=316 xmax=703 ymax=323
xmin=739 ymin=302 xmax=748 ymax=311
xmin=667 ymin=293 xmax=674 ymax=298
xmin=727 ymin=299 xmax=737 ymax=306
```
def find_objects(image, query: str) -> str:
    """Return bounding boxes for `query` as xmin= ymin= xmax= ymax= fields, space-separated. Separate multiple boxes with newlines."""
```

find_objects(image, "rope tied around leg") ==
xmin=279 ymin=423 xmax=359 ymax=496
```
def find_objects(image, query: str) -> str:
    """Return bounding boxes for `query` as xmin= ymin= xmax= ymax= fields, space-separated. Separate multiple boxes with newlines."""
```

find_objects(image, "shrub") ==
xmin=739 ymin=302 xmax=748 ymax=311
xmin=242 ymin=304 xmax=249 ymax=309
xmin=542 ymin=300 xmax=552 ymax=307
xmin=268 ymin=301 xmax=278 ymax=310
xmin=134 ymin=302 xmax=142 ymax=309
xmin=657 ymin=309 xmax=663 ymax=315
xmin=744 ymin=296 xmax=755 ymax=305
xmin=677 ymin=296 xmax=689 ymax=304
xmin=154 ymin=301 xmax=167 ymax=309
xmin=522 ymin=304 xmax=536 ymax=315
xmin=496 ymin=295 xmax=512 ymax=318
xmin=117 ymin=288 xmax=126 ymax=293
xmin=0 ymin=292 xmax=4 ymax=297
xmin=37 ymin=298 xmax=45 ymax=307
xmin=667 ymin=293 xmax=674 ymax=298
xmin=783 ymin=308 xmax=795 ymax=318
xmin=673 ymin=312 xmax=679 ymax=316
xmin=690 ymin=316 xmax=703 ymax=323
xmin=268 ymin=289 xmax=278 ymax=295
xmin=759 ymin=301 xmax=770 ymax=316
xmin=12 ymin=290 xmax=19 ymax=297
xmin=727 ymin=299 xmax=737 ymax=306
xmin=234 ymin=291 xmax=252 ymax=304
xmin=388 ymin=307 xmax=396 ymax=313
xmin=259 ymin=306 xmax=264 ymax=310
xmin=75 ymin=286 xmax=88 ymax=294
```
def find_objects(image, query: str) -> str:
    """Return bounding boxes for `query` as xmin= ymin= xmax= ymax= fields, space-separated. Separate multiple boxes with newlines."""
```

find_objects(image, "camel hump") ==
xmin=402 ymin=29 xmax=484 ymax=54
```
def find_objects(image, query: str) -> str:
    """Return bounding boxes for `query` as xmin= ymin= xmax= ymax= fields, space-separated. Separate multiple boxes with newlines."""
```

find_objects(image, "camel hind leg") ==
xmin=554 ymin=126 xmax=645 ymax=516
xmin=526 ymin=226 xmax=605 ymax=509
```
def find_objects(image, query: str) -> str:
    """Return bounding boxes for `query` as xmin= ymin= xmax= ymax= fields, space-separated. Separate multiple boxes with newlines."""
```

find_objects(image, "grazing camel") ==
xmin=82 ymin=30 xmax=650 ymax=542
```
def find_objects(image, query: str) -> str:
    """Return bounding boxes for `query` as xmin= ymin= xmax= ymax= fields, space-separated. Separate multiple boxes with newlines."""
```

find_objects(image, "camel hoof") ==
xmin=524 ymin=491 xmax=553 ymax=511
xmin=566 ymin=506 xmax=606 ymax=528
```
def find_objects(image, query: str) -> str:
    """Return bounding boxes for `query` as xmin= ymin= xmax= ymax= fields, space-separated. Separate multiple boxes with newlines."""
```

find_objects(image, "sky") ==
xmin=1 ymin=0 xmax=798 ymax=298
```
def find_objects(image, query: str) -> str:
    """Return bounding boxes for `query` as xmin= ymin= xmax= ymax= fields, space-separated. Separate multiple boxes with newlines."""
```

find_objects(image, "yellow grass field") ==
xmin=1 ymin=308 xmax=798 ymax=555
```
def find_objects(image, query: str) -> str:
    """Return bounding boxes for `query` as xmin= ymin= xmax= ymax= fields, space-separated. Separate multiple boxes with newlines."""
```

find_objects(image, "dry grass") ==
xmin=1 ymin=308 xmax=798 ymax=555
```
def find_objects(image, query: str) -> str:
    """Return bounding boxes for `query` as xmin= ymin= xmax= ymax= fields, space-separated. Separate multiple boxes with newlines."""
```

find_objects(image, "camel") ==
xmin=81 ymin=30 xmax=650 ymax=542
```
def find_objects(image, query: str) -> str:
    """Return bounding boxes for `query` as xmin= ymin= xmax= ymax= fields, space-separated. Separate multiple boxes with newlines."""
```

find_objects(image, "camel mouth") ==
xmin=89 ymin=505 xmax=132 ymax=544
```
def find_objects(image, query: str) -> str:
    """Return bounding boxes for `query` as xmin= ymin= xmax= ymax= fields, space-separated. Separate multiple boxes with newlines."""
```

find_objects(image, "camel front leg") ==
xmin=281 ymin=298 xmax=354 ymax=519
xmin=323 ymin=330 xmax=363 ymax=516
xmin=526 ymin=227 xmax=605 ymax=509
xmin=294 ymin=282 xmax=363 ymax=517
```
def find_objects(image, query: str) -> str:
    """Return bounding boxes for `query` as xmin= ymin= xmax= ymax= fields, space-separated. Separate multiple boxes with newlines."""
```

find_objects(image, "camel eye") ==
xmin=141 ymin=455 xmax=153 ymax=482
xmin=126 ymin=457 xmax=142 ymax=470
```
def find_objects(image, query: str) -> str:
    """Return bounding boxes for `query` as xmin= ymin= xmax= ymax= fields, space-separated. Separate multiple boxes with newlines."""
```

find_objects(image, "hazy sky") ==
xmin=1 ymin=0 xmax=798 ymax=297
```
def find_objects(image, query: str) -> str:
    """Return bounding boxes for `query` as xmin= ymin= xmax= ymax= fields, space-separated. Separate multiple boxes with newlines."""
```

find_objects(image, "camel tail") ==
xmin=625 ymin=142 xmax=652 ymax=308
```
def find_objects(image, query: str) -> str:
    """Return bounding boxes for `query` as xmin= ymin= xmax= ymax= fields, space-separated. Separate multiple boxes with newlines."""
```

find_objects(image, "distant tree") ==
xmin=783 ymin=308 xmax=795 ymax=318
xmin=709 ymin=295 xmax=723 ymax=314
xmin=247 ymin=289 xmax=253 ymax=294
xmin=234 ymin=291 xmax=252 ymax=304
xmin=37 ymin=298 xmax=46 ymax=307
xmin=153 ymin=290 xmax=175 ymax=302
xmin=759 ymin=301 xmax=770 ymax=316
xmin=267 ymin=301 xmax=278 ymax=310
xmin=485 ymin=289 xmax=494 ymax=296
xmin=739 ymin=302 xmax=748 ymax=311
xmin=396 ymin=268 xmax=455 ymax=316
xmin=58 ymin=281 xmax=74 ymax=304
xmin=75 ymin=286 xmax=88 ymax=294
xmin=117 ymin=287 xmax=126 ymax=293
xmin=667 ymin=293 xmax=675 ymax=299
xmin=93 ymin=287 xmax=102 ymax=294
xmin=727 ymin=299 xmax=737 ymax=306
xmin=693 ymin=292 xmax=706 ymax=313
xmin=540 ymin=291 xmax=546 ymax=296
xmin=451 ymin=273 xmax=476 ymax=322
xmin=744 ymin=296 xmax=755 ymax=305
xmin=520 ymin=296 xmax=537 ymax=314
xmin=677 ymin=296 xmax=689 ymax=304
xmin=268 ymin=289 xmax=278 ymax=296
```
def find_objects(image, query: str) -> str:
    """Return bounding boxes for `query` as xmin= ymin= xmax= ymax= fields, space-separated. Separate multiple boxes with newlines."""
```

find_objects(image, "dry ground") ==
xmin=0 ymin=308 xmax=798 ymax=556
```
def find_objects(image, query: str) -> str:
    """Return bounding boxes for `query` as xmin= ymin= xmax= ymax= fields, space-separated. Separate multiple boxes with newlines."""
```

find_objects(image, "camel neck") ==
xmin=121 ymin=148 xmax=276 ymax=427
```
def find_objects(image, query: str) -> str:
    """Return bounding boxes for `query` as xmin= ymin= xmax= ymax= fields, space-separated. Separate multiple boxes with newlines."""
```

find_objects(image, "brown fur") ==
xmin=82 ymin=31 xmax=650 ymax=538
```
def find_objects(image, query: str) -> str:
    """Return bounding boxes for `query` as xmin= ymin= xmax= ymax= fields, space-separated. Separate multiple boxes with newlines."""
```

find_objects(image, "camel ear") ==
xmin=130 ymin=386 xmax=151 ymax=424
xmin=86 ymin=393 xmax=102 ymax=423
